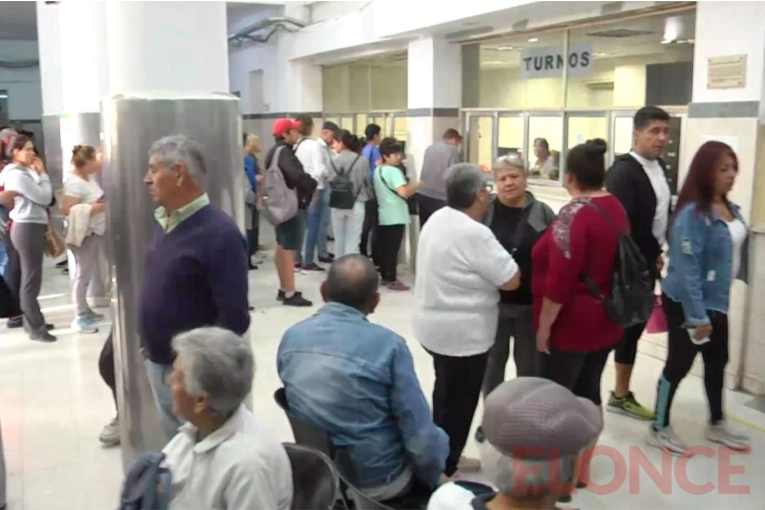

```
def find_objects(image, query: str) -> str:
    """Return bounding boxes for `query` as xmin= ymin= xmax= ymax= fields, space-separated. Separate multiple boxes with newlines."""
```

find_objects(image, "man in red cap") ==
xmin=264 ymin=118 xmax=317 ymax=306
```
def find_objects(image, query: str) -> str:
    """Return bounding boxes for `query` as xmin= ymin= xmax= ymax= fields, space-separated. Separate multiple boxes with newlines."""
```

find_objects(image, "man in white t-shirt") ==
xmin=294 ymin=117 xmax=337 ymax=273
xmin=414 ymin=163 xmax=520 ymax=478
xmin=605 ymin=106 xmax=672 ymax=421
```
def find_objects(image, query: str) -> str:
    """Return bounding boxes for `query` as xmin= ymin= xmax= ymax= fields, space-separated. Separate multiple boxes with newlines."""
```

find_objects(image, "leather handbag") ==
xmin=45 ymin=219 xmax=66 ymax=258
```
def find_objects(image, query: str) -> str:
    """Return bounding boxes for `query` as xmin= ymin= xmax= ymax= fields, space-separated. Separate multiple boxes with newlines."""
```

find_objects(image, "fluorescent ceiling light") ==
xmin=483 ymin=61 xmax=504 ymax=65
xmin=528 ymin=37 xmax=538 ymax=42
xmin=593 ymin=52 xmax=610 ymax=57
xmin=494 ymin=46 xmax=514 ymax=51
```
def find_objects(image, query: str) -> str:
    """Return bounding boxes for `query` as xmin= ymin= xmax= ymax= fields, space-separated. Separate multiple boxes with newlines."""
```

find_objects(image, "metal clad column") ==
xmin=101 ymin=1 xmax=244 ymax=469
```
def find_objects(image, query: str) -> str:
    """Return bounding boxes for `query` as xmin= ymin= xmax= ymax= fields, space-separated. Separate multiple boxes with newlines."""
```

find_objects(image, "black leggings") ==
xmin=360 ymin=200 xmax=378 ymax=257
xmin=374 ymin=224 xmax=405 ymax=282
xmin=99 ymin=328 xmax=117 ymax=413
xmin=539 ymin=346 xmax=612 ymax=406
xmin=613 ymin=278 xmax=655 ymax=366
xmin=654 ymin=294 xmax=728 ymax=428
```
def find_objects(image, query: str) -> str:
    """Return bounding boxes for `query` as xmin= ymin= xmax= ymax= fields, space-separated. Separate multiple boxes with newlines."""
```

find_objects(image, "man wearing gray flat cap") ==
xmin=426 ymin=377 xmax=603 ymax=510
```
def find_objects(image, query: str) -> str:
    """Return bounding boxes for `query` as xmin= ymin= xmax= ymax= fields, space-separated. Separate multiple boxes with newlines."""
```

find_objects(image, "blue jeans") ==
xmin=0 ymin=241 xmax=7 ymax=279
xmin=144 ymin=359 xmax=183 ymax=442
xmin=299 ymin=189 xmax=330 ymax=265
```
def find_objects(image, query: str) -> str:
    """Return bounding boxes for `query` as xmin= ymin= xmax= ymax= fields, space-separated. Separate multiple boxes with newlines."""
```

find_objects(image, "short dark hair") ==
xmin=365 ymin=124 xmax=381 ymax=140
xmin=322 ymin=121 xmax=339 ymax=132
xmin=325 ymin=254 xmax=379 ymax=310
xmin=443 ymin=128 xmax=462 ymax=142
xmin=379 ymin=137 xmax=402 ymax=160
xmin=565 ymin=138 xmax=607 ymax=191
xmin=295 ymin=114 xmax=314 ymax=137
xmin=633 ymin=106 xmax=670 ymax=131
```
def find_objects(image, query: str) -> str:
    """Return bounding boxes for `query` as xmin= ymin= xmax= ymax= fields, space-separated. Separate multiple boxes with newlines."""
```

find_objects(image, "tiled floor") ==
xmin=2 ymin=237 xmax=765 ymax=509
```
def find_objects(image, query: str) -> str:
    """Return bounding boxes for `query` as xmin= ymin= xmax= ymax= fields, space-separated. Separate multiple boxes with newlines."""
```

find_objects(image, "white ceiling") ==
xmin=0 ymin=1 xmax=286 ymax=42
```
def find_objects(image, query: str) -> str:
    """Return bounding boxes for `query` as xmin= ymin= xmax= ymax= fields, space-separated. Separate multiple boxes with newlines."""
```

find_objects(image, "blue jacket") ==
xmin=244 ymin=154 xmax=258 ymax=192
xmin=277 ymin=302 xmax=449 ymax=491
xmin=662 ymin=202 xmax=749 ymax=327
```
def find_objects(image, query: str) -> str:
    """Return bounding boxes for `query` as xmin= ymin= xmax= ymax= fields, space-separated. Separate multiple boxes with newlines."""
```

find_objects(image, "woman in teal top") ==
xmin=373 ymin=138 xmax=420 ymax=291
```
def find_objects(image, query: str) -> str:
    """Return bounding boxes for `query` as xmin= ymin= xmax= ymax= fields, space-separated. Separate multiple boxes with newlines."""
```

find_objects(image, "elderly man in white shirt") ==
xmin=414 ymin=163 xmax=521 ymax=479
xmin=162 ymin=327 xmax=293 ymax=510
xmin=294 ymin=116 xmax=338 ymax=273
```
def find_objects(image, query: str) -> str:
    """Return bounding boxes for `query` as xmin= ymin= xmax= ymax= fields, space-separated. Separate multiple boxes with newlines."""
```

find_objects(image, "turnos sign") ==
xmin=520 ymin=42 xmax=593 ymax=79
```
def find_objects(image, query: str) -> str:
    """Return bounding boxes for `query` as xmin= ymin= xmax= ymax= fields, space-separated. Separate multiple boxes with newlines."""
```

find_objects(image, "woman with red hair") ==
xmin=648 ymin=141 xmax=749 ymax=454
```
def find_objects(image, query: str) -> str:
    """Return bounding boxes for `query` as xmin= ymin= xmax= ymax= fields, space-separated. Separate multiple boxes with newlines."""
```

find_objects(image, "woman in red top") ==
xmin=532 ymin=139 xmax=628 ymax=407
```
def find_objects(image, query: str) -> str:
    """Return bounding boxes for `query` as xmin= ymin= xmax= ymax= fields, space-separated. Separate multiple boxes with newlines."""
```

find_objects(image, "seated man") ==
xmin=164 ymin=327 xmax=293 ymax=510
xmin=278 ymin=254 xmax=449 ymax=503
xmin=427 ymin=377 xmax=603 ymax=510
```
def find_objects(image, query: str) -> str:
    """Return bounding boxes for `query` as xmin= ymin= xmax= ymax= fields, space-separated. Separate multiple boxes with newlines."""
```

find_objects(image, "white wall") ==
xmin=0 ymin=40 xmax=42 ymax=120
xmin=322 ymin=63 xmax=407 ymax=113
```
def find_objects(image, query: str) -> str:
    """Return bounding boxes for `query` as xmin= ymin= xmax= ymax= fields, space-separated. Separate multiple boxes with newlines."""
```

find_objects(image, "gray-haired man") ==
xmin=138 ymin=135 xmax=251 ymax=441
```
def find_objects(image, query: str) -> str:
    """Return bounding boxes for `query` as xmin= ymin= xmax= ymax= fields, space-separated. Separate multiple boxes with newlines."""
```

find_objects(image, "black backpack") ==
xmin=329 ymin=154 xmax=361 ymax=210
xmin=580 ymin=200 xmax=654 ymax=328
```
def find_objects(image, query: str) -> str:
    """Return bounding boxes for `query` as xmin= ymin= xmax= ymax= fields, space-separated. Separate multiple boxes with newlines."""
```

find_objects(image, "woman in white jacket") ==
xmin=59 ymin=145 xmax=106 ymax=333
xmin=2 ymin=134 xmax=54 ymax=342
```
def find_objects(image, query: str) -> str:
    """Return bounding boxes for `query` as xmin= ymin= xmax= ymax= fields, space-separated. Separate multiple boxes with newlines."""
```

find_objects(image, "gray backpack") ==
xmin=261 ymin=146 xmax=298 ymax=225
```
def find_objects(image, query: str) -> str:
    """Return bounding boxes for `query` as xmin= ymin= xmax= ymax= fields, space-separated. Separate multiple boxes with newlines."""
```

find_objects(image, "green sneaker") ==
xmin=607 ymin=391 xmax=654 ymax=421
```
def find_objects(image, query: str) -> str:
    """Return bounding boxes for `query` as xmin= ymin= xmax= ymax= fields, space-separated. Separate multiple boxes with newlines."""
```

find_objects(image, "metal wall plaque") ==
xmin=707 ymin=54 xmax=747 ymax=90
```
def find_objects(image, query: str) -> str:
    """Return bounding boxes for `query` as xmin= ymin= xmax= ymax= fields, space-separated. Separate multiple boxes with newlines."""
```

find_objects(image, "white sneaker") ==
xmin=706 ymin=421 xmax=749 ymax=450
xmin=99 ymin=416 xmax=120 ymax=446
xmin=646 ymin=425 xmax=690 ymax=456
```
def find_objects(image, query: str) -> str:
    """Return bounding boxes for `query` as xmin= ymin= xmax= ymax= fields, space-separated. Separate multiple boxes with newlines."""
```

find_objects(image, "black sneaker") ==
xmin=283 ymin=293 xmax=312 ymax=307
xmin=55 ymin=260 xmax=67 ymax=269
xmin=301 ymin=263 xmax=325 ymax=274
xmin=318 ymin=254 xmax=334 ymax=263
xmin=277 ymin=290 xmax=285 ymax=301
xmin=248 ymin=263 xmax=259 ymax=271
xmin=248 ymin=305 xmax=254 ymax=311
xmin=7 ymin=316 xmax=23 ymax=329
xmin=474 ymin=426 xmax=486 ymax=444
xmin=31 ymin=332 xmax=57 ymax=343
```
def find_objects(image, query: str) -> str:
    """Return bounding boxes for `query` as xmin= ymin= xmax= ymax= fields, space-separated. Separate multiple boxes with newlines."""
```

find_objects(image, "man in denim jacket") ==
xmin=278 ymin=254 xmax=449 ymax=504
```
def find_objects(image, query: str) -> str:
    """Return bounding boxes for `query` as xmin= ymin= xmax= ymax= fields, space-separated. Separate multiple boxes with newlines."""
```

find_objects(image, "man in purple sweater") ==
xmin=138 ymin=135 xmax=251 ymax=441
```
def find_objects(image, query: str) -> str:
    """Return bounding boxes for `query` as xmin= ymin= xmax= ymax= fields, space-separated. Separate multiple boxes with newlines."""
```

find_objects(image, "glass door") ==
xmin=466 ymin=113 xmax=496 ymax=173
xmin=609 ymin=110 xmax=636 ymax=165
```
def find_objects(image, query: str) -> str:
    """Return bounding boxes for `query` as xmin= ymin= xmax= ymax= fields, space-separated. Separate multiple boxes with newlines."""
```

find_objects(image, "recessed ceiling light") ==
xmin=483 ymin=61 xmax=504 ymax=65
xmin=593 ymin=52 xmax=610 ymax=57
xmin=528 ymin=37 xmax=538 ymax=42
xmin=494 ymin=46 xmax=514 ymax=51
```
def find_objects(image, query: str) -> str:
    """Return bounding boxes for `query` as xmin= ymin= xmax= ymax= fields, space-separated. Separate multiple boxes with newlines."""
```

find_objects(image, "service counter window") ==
xmin=527 ymin=115 xmax=563 ymax=183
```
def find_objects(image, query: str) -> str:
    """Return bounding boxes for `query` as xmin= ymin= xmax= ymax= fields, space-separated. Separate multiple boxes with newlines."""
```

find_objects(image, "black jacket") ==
xmin=606 ymin=154 xmax=672 ymax=278
xmin=265 ymin=139 xmax=317 ymax=209
xmin=483 ymin=192 xmax=556 ymax=306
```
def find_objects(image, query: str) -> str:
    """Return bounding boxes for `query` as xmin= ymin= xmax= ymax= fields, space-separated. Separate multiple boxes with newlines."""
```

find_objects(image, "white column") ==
xmin=105 ymin=1 xmax=229 ymax=94
xmin=677 ymin=1 xmax=765 ymax=395
xmin=35 ymin=1 xmax=62 ymax=116
xmin=407 ymin=37 xmax=461 ymax=111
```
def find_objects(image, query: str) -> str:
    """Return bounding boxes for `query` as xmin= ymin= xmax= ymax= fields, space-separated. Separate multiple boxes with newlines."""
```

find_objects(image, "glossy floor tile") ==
xmin=2 ymin=237 xmax=764 ymax=509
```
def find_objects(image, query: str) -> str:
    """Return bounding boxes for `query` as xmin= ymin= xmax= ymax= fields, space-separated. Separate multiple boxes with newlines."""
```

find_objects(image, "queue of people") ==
xmin=0 ymin=104 xmax=754 ymax=510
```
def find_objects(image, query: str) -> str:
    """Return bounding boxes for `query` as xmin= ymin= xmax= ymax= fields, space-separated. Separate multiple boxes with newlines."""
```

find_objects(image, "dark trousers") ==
xmin=428 ymin=349 xmax=489 ymax=476
xmin=374 ymin=224 xmax=405 ymax=282
xmin=417 ymin=195 xmax=446 ymax=229
xmin=3 ymin=236 xmax=21 ymax=319
xmin=654 ymin=294 xmax=728 ymax=428
xmin=246 ymin=207 xmax=260 ymax=256
xmin=614 ymin=278 xmax=656 ymax=365
xmin=99 ymin=329 xmax=118 ymax=413
xmin=360 ymin=199 xmax=378 ymax=257
xmin=482 ymin=305 xmax=538 ymax=399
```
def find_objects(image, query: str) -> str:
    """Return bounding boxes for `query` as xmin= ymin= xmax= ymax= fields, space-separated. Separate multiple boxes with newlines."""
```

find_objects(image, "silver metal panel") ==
xmin=60 ymin=112 xmax=102 ymax=184
xmin=41 ymin=114 xmax=63 ymax=230
xmin=101 ymin=93 xmax=243 ymax=469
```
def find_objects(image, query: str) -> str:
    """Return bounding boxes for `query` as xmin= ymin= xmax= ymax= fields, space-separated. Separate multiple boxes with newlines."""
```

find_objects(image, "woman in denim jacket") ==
xmin=648 ymin=141 xmax=749 ymax=455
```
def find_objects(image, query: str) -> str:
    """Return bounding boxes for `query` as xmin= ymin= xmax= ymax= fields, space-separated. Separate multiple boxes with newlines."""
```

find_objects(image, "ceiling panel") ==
xmin=0 ymin=1 xmax=37 ymax=41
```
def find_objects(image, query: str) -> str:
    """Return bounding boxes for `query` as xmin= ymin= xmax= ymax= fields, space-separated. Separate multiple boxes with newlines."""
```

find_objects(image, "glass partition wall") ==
xmin=469 ymin=5 xmax=694 ymax=187
xmin=322 ymin=111 xmax=404 ymax=139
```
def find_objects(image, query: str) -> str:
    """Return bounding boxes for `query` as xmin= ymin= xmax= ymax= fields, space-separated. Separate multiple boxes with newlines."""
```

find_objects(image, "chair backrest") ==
xmin=283 ymin=443 xmax=340 ymax=510
xmin=274 ymin=388 xmax=336 ymax=457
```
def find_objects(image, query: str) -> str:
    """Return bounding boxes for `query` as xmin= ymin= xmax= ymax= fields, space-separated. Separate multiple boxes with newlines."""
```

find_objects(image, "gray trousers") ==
xmin=69 ymin=235 xmax=101 ymax=316
xmin=481 ymin=304 xmax=538 ymax=398
xmin=10 ymin=223 xmax=47 ymax=338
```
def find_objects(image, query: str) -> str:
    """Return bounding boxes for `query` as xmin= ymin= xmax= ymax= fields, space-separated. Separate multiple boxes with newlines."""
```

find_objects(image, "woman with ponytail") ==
xmin=2 ymin=134 xmax=55 ymax=342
